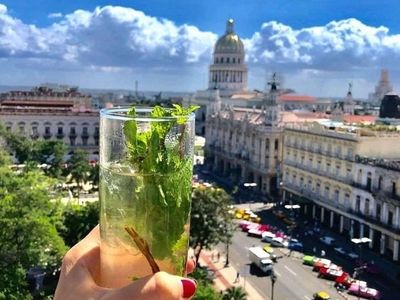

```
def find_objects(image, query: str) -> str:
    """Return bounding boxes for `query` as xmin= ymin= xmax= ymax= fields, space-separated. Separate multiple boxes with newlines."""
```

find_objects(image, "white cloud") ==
xmin=0 ymin=4 xmax=400 ymax=95
xmin=48 ymin=12 xmax=63 ymax=19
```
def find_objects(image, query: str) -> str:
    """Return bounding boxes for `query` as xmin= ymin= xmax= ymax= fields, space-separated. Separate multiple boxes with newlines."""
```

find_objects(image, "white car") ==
xmin=320 ymin=236 xmax=336 ymax=246
xmin=270 ymin=237 xmax=289 ymax=248
xmin=261 ymin=231 xmax=276 ymax=243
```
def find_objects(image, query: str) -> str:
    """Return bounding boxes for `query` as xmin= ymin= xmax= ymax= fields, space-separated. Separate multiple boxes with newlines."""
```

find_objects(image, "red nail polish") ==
xmin=181 ymin=279 xmax=197 ymax=298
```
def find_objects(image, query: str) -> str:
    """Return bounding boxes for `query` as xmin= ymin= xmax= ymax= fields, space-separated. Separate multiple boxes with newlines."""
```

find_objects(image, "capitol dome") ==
xmin=214 ymin=19 xmax=244 ymax=54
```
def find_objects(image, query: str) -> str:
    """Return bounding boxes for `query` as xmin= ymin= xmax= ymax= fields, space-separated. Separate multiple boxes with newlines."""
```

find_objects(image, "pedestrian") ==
xmin=321 ymin=250 xmax=326 ymax=257
xmin=234 ymin=271 xmax=240 ymax=283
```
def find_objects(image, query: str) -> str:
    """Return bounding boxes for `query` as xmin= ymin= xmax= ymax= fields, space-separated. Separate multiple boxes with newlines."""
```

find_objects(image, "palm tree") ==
xmin=222 ymin=286 xmax=247 ymax=300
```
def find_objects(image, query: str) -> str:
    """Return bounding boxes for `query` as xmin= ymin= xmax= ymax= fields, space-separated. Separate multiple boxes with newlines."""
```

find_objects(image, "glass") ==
xmin=99 ymin=107 xmax=195 ymax=288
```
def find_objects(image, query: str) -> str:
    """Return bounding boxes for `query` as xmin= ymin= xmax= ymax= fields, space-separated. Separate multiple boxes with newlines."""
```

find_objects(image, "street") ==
xmin=221 ymin=228 xmax=359 ymax=300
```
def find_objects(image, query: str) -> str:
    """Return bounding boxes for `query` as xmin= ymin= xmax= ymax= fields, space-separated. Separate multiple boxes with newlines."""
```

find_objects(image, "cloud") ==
xmin=48 ymin=12 xmax=63 ymax=19
xmin=245 ymin=18 xmax=400 ymax=72
xmin=0 ymin=4 xmax=400 ymax=95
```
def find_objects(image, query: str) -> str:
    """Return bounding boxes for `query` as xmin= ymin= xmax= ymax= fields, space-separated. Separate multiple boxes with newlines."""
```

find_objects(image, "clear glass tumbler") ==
xmin=99 ymin=107 xmax=195 ymax=288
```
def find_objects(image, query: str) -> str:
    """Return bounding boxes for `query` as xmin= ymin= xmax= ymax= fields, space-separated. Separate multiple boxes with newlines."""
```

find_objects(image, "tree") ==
xmin=222 ymin=286 xmax=247 ymax=300
xmin=191 ymin=267 xmax=220 ymax=300
xmin=190 ymin=185 xmax=235 ymax=264
xmin=0 ymin=153 xmax=67 ymax=298
xmin=88 ymin=163 xmax=99 ymax=192
xmin=31 ymin=140 xmax=67 ymax=178
xmin=60 ymin=201 xmax=99 ymax=247
xmin=67 ymin=149 xmax=91 ymax=200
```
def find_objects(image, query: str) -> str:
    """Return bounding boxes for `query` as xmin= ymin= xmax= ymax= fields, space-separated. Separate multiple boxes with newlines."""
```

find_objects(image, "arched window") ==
xmin=226 ymin=57 xmax=230 ymax=63
xmin=220 ymin=57 xmax=224 ymax=63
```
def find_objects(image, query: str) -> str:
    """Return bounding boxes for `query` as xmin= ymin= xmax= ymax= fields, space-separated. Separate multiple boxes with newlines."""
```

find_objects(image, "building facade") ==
xmin=282 ymin=122 xmax=400 ymax=261
xmin=0 ymin=85 xmax=99 ymax=160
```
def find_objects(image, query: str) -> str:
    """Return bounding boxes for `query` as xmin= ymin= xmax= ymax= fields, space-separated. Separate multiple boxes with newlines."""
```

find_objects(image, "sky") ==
xmin=1 ymin=0 xmax=400 ymax=97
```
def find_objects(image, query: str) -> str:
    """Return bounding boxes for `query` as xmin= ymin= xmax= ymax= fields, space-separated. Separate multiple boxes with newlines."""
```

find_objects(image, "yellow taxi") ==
xmin=313 ymin=291 xmax=330 ymax=300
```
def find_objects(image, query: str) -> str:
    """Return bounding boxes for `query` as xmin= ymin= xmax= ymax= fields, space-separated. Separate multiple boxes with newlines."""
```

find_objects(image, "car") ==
xmin=248 ymin=225 xmax=269 ymax=238
xmin=319 ymin=236 xmax=336 ymax=246
xmin=335 ymin=272 xmax=357 ymax=289
xmin=313 ymin=291 xmax=331 ymax=300
xmin=263 ymin=246 xmax=278 ymax=262
xmin=261 ymin=231 xmax=276 ymax=243
xmin=318 ymin=265 xmax=345 ymax=281
xmin=333 ymin=246 xmax=359 ymax=260
xmin=348 ymin=283 xmax=381 ymax=300
xmin=288 ymin=240 xmax=304 ymax=251
xmin=303 ymin=255 xmax=318 ymax=266
xmin=313 ymin=258 xmax=332 ymax=272
xmin=270 ymin=237 xmax=289 ymax=248
xmin=241 ymin=222 xmax=259 ymax=232
xmin=333 ymin=246 xmax=347 ymax=256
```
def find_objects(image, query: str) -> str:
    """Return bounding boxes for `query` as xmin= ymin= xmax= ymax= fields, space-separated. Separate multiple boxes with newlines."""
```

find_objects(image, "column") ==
xmin=260 ymin=139 xmax=266 ymax=168
xmin=380 ymin=234 xmax=386 ymax=255
xmin=330 ymin=211 xmax=334 ymax=228
xmin=312 ymin=205 xmax=316 ymax=219
xmin=340 ymin=215 xmax=344 ymax=233
xmin=359 ymin=223 xmax=364 ymax=238
xmin=269 ymin=137 xmax=275 ymax=170
xmin=393 ymin=240 xmax=399 ymax=261
xmin=382 ymin=203 xmax=388 ymax=223
xmin=321 ymin=207 xmax=325 ymax=223
xmin=395 ymin=207 xmax=400 ymax=228
xmin=349 ymin=220 xmax=354 ymax=239
xmin=369 ymin=228 xmax=374 ymax=249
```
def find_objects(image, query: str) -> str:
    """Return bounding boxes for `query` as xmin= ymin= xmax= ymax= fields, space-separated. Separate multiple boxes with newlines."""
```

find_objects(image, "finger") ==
xmin=186 ymin=257 xmax=196 ymax=274
xmin=99 ymin=272 xmax=197 ymax=300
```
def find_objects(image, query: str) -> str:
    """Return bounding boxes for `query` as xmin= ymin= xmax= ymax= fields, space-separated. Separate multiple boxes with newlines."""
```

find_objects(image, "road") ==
xmin=221 ymin=228 xmax=358 ymax=300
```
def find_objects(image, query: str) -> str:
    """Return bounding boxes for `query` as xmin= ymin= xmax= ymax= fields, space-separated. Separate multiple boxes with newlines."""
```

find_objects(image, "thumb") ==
xmin=100 ymin=271 xmax=197 ymax=300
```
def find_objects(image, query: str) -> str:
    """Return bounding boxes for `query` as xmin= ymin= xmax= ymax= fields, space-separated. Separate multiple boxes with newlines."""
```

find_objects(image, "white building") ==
xmin=0 ymin=85 xmax=99 ymax=160
xmin=282 ymin=122 xmax=400 ymax=261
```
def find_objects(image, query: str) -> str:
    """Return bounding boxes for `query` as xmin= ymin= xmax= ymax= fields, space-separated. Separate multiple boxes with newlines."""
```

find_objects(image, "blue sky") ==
xmin=1 ymin=0 xmax=400 ymax=97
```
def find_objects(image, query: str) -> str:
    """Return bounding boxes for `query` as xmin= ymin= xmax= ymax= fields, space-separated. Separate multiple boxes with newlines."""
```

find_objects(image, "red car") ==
xmin=248 ymin=225 xmax=270 ymax=238
xmin=335 ymin=272 xmax=354 ymax=289
xmin=318 ymin=265 xmax=344 ymax=281
xmin=313 ymin=258 xmax=332 ymax=272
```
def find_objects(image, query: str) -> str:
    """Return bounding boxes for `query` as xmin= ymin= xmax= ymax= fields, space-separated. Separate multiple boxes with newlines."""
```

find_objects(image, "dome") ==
xmin=214 ymin=19 xmax=244 ymax=54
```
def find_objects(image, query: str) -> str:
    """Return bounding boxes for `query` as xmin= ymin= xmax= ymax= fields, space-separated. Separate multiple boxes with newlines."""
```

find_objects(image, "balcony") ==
xmin=69 ymin=132 xmax=77 ymax=138
xmin=56 ymin=133 xmax=65 ymax=139
xmin=43 ymin=132 xmax=52 ymax=139
xmin=351 ymin=209 xmax=400 ymax=234
xmin=350 ymin=181 xmax=372 ymax=193
xmin=373 ymin=189 xmax=400 ymax=202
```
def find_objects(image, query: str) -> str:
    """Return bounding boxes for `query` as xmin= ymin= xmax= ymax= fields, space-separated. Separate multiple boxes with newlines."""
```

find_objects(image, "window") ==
xmin=334 ymin=189 xmax=339 ymax=201
xmin=220 ymin=57 xmax=224 ymax=63
xmin=392 ymin=182 xmax=397 ymax=198
xmin=366 ymin=172 xmax=372 ymax=191
xmin=232 ymin=57 xmax=236 ymax=63
xmin=335 ymin=164 xmax=340 ymax=175
xmin=324 ymin=186 xmax=330 ymax=199
xmin=70 ymin=127 xmax=76 ymax=135
xmin=356 ymin=196 xmax=361 ymax=212
xmin=378 ymin=176 xmax=383 ymax=190
xmin=388 ymin=211 xmax=393 ymax=226
xmin=365 ymin=199 xmax=370 ymax=216
xmin=57 ymin=127 xmax=63 ymax=135
xmin=226 ymin=57 xmax=230 ymax=63
xmin=376 ymin=203 xmax=381 ymax=220
xmin=275 ymin=139 xmax=279 ymax=150
xmin=316 ymin=183 xmax=321 ymax=195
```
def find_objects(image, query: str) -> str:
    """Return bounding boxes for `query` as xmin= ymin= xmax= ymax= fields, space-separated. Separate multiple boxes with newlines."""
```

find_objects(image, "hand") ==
xmin=54 ymin=226 xmax=197 ymax=300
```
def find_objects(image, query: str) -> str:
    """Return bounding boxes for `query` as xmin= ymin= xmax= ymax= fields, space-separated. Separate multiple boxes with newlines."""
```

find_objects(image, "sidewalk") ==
xmin=199 ymin=250 xmax=265 ymax=300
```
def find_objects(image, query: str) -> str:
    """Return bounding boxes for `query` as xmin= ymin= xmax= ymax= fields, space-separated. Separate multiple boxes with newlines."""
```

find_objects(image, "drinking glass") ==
xmin=99 ymin=107 xmax=195 ymax=288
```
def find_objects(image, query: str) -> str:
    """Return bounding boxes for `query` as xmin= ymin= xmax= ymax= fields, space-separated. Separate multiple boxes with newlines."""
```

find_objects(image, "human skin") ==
xmin=54 ymin=226 xmax=196 ymax=300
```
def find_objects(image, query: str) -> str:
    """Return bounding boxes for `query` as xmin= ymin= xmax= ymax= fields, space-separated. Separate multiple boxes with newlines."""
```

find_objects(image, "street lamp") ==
xmin=270 ymin=268 xmax=277 ymax=300
xmin=351 ymin=237 xmax=372 ymax=300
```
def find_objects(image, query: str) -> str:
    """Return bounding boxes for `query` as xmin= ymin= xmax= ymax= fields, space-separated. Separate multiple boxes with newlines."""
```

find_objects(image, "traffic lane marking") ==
xmin=304 ymin=296 xmax=311 ymax=300
xmin=274 ymin=270 xmax=281 ymax=277
xmin=284 ymin=265 xmax=297 ymax=276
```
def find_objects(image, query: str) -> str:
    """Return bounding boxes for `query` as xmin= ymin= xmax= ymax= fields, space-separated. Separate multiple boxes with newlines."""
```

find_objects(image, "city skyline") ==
xmin=1 ymin=1 xmax=400 ymax=97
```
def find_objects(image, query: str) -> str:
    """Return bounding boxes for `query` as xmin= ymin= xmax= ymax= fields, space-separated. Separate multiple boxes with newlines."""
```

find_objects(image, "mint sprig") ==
xmin=122 ymin=105 xmax=198 ymax=274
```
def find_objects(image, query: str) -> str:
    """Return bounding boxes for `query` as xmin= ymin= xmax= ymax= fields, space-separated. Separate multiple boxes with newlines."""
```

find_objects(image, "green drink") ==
xmin=99 ymin=106 xmax=197 ymax=288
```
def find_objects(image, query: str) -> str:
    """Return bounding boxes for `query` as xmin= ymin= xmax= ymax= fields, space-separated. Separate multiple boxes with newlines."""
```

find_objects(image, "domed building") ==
xmin=208 ymin=19 xmax=248 ymax=95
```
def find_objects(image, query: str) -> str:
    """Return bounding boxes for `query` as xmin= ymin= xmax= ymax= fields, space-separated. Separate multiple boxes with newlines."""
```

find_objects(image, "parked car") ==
xmin=319 ymin=236 xmax=336 ymax=246
xmin=261 ymin=231 xmax=276 ymax=243
xmin=333 ymin=246 xmax=359 ymax=260
xmin=248 ymin=225 xmax=269 ymax=238
xmin=318 ymin=265 xmax=345 ymax=281
xmin=348 ymin=283 xmax=381 ymax=300
xmin=303 ymin=255 xmax=318 ymax=266
xmin=313 ymin=258 xmax=332 ymax=272
xmin=270 ymin=237 xmax=289 ymax=248
xmin=335 ymin=273 xmax=358 ymax=289
xmin=241 ymin=222 xmax=258 ymax=232
xmin=288 ymin=239 xmax=304 ymax=251
xmin=313 ymin=291 xmax=331 ymax=300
